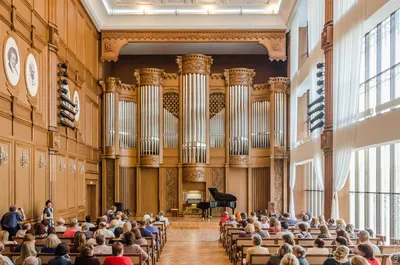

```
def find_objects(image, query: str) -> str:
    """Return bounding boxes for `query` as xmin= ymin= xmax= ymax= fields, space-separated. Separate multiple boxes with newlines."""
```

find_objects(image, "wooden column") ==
xmin=321 ymin=0 xmax=334 ymax=218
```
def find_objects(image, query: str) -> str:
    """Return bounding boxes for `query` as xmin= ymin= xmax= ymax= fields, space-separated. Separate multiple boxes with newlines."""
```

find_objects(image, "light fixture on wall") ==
xmin=21 ymin=151 xmax=30 ymax=168
xmin=38 ymin=154 xmax=46 ymax=168
xmin=0 ymin=146 xmax=8 ymax=166
xmin=80 ymin=165 xmax=85 ymax=175
xmin=70 ymin=163 xmax=76 ymax=173
xmin=60 ymin=160 xmax=66 ymax=171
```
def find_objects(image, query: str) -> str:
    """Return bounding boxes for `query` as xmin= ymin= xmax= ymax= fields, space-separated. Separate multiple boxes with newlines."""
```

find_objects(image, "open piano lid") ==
xmin=208 ymin=187 xmax=237 ymax=202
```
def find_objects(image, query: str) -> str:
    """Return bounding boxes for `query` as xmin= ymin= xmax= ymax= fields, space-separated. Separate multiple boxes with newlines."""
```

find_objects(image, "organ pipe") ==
xmin=224 ymin=68 xmax=255 ymax=157
xmin=252 ymin=100 xmax=270 ymax=148
xmin=164 ymin=109 xmax=178 ymax=148
xmin=119 ymin=101 xmax=137 ymax=148
xmin=210 ymin=109 xmax=225 ymax=148
xmin=177 ymin=54 xmax=212 ymax=164
xmin=100 ymin=77 xmax=120 ymax=150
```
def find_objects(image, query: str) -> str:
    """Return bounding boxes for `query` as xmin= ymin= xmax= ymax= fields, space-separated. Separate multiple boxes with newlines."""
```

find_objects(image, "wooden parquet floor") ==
xmin=158 ymin=228 xmax=231 ymax=265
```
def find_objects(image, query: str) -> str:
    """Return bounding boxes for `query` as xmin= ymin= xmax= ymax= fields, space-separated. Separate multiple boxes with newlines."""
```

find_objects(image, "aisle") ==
xmin=158 ymin=228 xmax=231 ymax=265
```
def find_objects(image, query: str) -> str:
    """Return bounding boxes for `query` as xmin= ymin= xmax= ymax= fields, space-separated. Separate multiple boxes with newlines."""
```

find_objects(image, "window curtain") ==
xmin=332 ymin=0 xmax=365 ymax=219
xmin=289 ymin=12 xmax=300 ymax=217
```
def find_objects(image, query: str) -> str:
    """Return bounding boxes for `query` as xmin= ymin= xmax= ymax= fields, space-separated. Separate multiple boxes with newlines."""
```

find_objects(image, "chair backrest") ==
xmin=297 ymin=239 xmax=316 ymax=245
xmin=381 ymin=246 xmax=399 ymax=255
xmin=262 ymin=238 xmax=277 ymax=245
xmin=249 ymin=253 xmax=271 ymax=265
xmin=369 ymin=238 xmax=380 ymax=245
xmin=350 ymin=238 xmax=358 ymax=245
xmin=59 ymin=238 xmax=74 ymax=244
xmin=139 ymin=244 xmax=150 ymax=255
xmin=3 ymin=244 xmax=15 ymax=252
xmin=236 ymin=238 xmax=252 ymax=248
xmin=144 ymin=237 xmax=155 ymax=250
xmin=305 ymin=254 xmax=331 ymax=265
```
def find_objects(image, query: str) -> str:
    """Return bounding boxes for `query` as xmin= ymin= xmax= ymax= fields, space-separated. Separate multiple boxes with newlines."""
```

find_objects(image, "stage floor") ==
xmin=167 ymin=216 xmax=220 ymax=229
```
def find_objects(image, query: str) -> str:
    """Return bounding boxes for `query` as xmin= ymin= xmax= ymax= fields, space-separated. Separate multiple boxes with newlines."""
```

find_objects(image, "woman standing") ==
xmin=42 ymin=200 xmax=54 ymax=227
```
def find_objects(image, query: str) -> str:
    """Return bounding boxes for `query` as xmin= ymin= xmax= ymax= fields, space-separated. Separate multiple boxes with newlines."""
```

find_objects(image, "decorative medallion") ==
xmin=25 ymin=53 xmax=39 ymax=97
xmin=4 ymin=36 xmax=21 ymax=87
xmin=73 ymin=91 xmax=80 ymax=121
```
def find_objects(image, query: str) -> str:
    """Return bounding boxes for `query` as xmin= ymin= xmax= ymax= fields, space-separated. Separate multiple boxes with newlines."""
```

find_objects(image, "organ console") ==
xmin=100 ymin=54 xmax=290 ymax=216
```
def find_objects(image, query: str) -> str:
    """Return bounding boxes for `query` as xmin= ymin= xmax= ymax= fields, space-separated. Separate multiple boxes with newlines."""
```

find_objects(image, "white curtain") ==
xmin=288 ymin=12 xmax=300 ymax=217
xmin=332 ymin=0 xmax=365 ymax=219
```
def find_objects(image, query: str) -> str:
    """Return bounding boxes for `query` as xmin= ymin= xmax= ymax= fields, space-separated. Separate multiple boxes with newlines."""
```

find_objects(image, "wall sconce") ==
xmin=0 ymin=146 xmax=8 ymax=166
xmin=60 ymin=160 xmax=66 ymax=171
xmin=21 ymin=151 xmax=30 ymax=168
xmin=70 ymin=163 xmax=76 ymax=173
xmin=38 ymin=154 xmax=46 ymax=168
xmin=80 ymin=165 xmax=85 ymax=175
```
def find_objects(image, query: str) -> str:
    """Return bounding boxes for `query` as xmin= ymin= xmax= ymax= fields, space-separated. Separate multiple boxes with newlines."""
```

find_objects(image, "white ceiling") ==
xmin=81 ymin=0 xmax=296 ymax=30
xmin=119 ymin=42 xmax=268 ymax=55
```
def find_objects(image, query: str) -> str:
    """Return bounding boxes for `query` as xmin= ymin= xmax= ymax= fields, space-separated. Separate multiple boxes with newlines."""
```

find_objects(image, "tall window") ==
xmin=359 ymin=9 xmax=400 ymax=117
xmin=350 ymin=143 xmax=400 ymax=241
xmin=306 ymin=163 xmax=323 ymax=216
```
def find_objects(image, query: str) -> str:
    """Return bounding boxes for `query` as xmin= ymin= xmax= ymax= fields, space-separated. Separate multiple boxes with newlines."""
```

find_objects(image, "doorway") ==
xmin=86 ymin=181 xmax=98 ymax=220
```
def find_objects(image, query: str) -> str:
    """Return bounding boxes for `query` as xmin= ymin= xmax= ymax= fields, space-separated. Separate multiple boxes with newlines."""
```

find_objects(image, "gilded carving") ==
xmin=268 ymin=77 xmax=290 ymax=94
xmin=104 ymin=40 xmax=115 ymax=52
xmin=166 ymin=168 xmax=178 ymax=211
xmin=273 ymin=159 xmax=283 ymax=216
xmin=176 ymin=54 xmax=213 ymax=75
xmin=140 ymin=155 xmax=159 ymax=165
xmin=224 ymin=68 xmax=255 ymax=86
xmin=135 ymin=68 xmax=165 ymax=86
xmin=99 ymin=77 xmax=121 ymax=93
xmin=106 ymin=159 xmax=115 ymax=209
xmin=229 ymin=155 xmax=248 ymax=165
xmin=183 ymin=167 xmax=205 ymax=182
xmin=253 ymin=84 xmax=269 ymax=91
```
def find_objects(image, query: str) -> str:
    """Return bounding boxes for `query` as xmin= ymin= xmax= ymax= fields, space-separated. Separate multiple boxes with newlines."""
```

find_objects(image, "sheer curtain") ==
xmin=332 ymin=0 xmax=365 ymax=219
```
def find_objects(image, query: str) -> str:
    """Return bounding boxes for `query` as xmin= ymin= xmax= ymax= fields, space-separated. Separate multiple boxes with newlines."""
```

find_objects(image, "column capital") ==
xmin=321 ymin=21 xmax=333 ymax=53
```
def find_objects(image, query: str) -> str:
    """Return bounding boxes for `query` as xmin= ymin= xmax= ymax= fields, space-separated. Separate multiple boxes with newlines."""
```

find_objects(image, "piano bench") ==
xmin=171 ymin=209 xmax=179 ymax=217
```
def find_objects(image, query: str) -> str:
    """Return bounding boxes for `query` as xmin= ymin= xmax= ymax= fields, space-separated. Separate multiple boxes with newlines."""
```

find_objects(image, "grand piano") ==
xmin=197 ymin=188 xmax=237 ymax=218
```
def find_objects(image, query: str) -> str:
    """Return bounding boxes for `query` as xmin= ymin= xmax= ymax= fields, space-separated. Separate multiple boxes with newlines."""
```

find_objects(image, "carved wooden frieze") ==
xmin=166 ymin=168 xmax=178 ymax=211
xmin=229 ymin=155 xmax=249 ymax=165
xmin=106 ymin=159 xmax=115 ymax=209
xmin=140 ymin=155 xmax=160 ymax=165
xmin=268 ymin=77 xmax=290 ymax=94
xmin=273 ymin=159 xmax=283 ymax=216
xmin=134 ymin=68 xmax=165 ymax=86
xmin=176 ymin=54 xmax=213 ymax=75
xmin=182 ymin=167 xmax=205 ymax=182
xmin=99 ymin=77 xmax=121 ymax=93
xmin=224 ymin=68 xmax=255 ymax=87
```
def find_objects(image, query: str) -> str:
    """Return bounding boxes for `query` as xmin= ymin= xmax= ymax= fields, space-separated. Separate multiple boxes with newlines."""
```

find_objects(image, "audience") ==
xmin=137 ymin=221 xmax=153 ymax=239
xmin=323 ymin=245 xmax=350 ymax=265
xmin=93 ymin=234 xmax=112 ymax=255
xmin=158 ymin=211 xmax=169 ymax=227
xmin=122 ymin=231 xmax=148 ymax=262
xmin=41 ymin=234 xmax=61 ymax=253
xmin=276 ymin=222 xmax=294 ymax=238
xmin=226 ymin=215 xmax=238 ymax=227
xmin=350 ymin=256 xmax=370 ymax=265
xmin=0 ymin=243 xmax=14 ymax=265
xmin=70 ymin=233 xmax=86 ymax=253
xmin=62 ymin=219 xmax=78 ymax=238
xmin=74 ymin=244 xmax=100 ymax=265
xmin=318 ymin=215 xmax=327 ymax=225
xmin=103 ymin=242 xmax=133 ymax=265
xmin=16 ymin=223 xmax=31 ymax=237
xmin=294 ymin=214 xmax=310 ymax=229
xmin=48 ymin=243 xmax=72 ymax=265
xmin=122 ymin=222 xmax=132 ymax=234
xmin=219 ymin=211 xmax=229 ymax=226
xmin=14 ymin=234 xmax=41 ymax=253
xmin=54 ymin=219 xmax=66 ymax=233
xmin=310 ymin=217 xmax=320 ymax=229
xmin=318 ymin=224 xmax=332 ymax=238
xmin=22 ymin=257 xmax=40 ymax=265
xmin=268 ymin=218 xmax=282 ymax=233
xmin=260 ymin=216 xmax=270 ymax=228
xmin=254 ymin=221 xmax=269 ymax=238
xmin=335 ymin=236 xmax=352 ymax=254
xmin=296 ymin=223 xmax=312 ymax=239
xmin=266 ymin=243 xmax=292 ymax=265
xmin=144 ymin=218 xmax=160 ymax=245
xmin=280 ymin=253 xmax=300 ymax=265
xmin=97 ymin=222 xmax=115 ymax=238
xmin=292 ymin=246 xmax=309 ymax=265
xmin=108 ymin=220 xmax=119 ymax=233
xmin=33 ymin=223 xmax=47 ymax=238
xmin=240 ymin=224 xmax=255 ymax=238
xmin=336 ymin=219 xmax=347 ymax=231
xmin=0 ymin=231 xmax=17 ymax=245
xmin=306 ymin=238 xmax=329 ymax=255
xmin=245 ymin=234 xmax=269 ymax=264
xmin=337 ymin=230 xmax=354 ymax=246
xmin=80 ymin=223 xmax=93 ymax=239
xmin=346 ymin=224 xmax=357 ymax=239
xmin=109 ymin=227 xmax=124 ymax=244
xmin=357 ymin=244 xmax=381 ymax=265
xmin=81 ymin=216 xmax=96 ymax=229
xmin=327 ymin=219 xmax=336 ymax=229
xmin=357 ymin=230 xmax=381 ymax=255
xmin=281 ymin=234 xmax=295 ymax=246
xmin=132 ymin=228 xmax=147 ymax=245
xmin=282 ymin=213 xmax=297 ymax=226
xmin=15 ymin=242 xmax=42 ymax=265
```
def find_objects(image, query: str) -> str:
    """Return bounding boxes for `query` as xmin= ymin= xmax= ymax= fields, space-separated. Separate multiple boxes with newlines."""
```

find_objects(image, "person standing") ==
xmin=0 ymin=205 xmax=25 ymax=240
xmin=42 ymin=200 xmax=54 ymax=227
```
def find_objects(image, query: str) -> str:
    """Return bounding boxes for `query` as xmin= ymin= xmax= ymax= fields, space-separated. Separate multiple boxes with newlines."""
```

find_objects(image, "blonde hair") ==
xmin=110 ymin=220 xmax=119 ymax=228
xmin=292 ymin=245 xmax=306 ymax=257
xmin=45 ymin=234 xmax=61 ymax=248
xmin=350 ymin=256 xmax=370 ymax=265
xmin=280 ymin=253 xmax=300 ymax=265
xmin=336 ymin=219 xmax=347 ymax=228
xmin=123 ymin=222 xmax=132 ymax=233
xmin=345 ymin=224 xmax=355 ymax=234
xmin=19 ymin=242 xmax=37 ymax=261
xmin=273 ymin=218 xmax=281 ymax=230
xmin=318 ymin=215 xmax=326 ymax=224
xmin=0 ymin=231 xmax=9 ymax=244
xmin=334 ymin=245 xmax=350 ymax=260
xmin=253 ymin=222 xmax=262 ymax=232
xmin=319 ymin=224 xmax=332 ymax=238
xmin=310 ymin=218 xmax=320 ymax=228
xmin=245 ymin=224 xmax=255 ymax=234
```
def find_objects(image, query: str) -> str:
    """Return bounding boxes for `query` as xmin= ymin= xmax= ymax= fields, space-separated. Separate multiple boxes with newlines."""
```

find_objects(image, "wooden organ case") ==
xmin=100 ymin=54 xmax=290 ymax=216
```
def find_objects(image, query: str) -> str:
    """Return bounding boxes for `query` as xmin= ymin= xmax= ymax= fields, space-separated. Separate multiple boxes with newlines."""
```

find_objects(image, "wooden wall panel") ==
xmin=119 ymin=167 xmax=136 ymax=213
xmin=34 ymin=148 xmax=47 ymax=219
xmin=85 ymin=100 xmax=93 ymax=146
xmin=0 ymin=139 xmax=12 ymax=214
xmin=15 ymin=143 xmax=33 ymax=219
xmin=67 ymin=157 xmax=76 ymax=209
xmin=140 ymin=168 xmax=159 ymax=214
xmin=227 ymin=168 xmax=248 ymax=213
xmin=33 ymin=0 xmax=47 ymax=21
xmin=56 ymin=155 xmax=67 ymax=213
xmin=252 ymin=168 xmax=270 ymax=212
xmin=67 ymin=0 xmax=76 ymax=55
xmin=77 ymin=160 xmax=85 ymax=208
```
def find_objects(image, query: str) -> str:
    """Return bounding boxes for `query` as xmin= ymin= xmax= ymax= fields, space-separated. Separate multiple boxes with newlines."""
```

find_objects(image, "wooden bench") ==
xmin=305 ymin=254 xmax=331 ymax=265
xmin=249 ymin=253 xmax=272 ymax=265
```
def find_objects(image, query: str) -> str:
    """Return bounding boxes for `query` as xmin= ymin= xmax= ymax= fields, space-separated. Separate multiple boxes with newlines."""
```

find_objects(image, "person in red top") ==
xmin=103 ymin=242 xmax=133 ymax=265
xmin=62 ymin=218 xmax=78 ymax=238
xmin=219 ymin=211 xmax=229 ymax=226
xmin=357 ymin=244 xmax=381 ymax=265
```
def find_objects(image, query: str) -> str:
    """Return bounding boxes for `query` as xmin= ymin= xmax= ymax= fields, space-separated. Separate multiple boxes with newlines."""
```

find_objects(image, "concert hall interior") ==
xmin=1 ymin=0 xmax=400 ymax=264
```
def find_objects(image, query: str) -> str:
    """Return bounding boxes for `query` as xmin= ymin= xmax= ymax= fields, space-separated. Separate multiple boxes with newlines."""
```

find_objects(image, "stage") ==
xmin=164 ymin=216 xmax=220 ymax=229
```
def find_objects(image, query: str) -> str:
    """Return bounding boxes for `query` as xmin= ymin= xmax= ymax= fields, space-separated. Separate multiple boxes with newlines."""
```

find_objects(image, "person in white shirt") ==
xmin=294 ymin=214 xmax=311 ymax=229
xmin=97 ymin=222 xmax=115 ymax=238
xmin=16 ymin=223 xmax=31 ymax=237
xmin=306 ymin=238 xmax=330 ymax=255
xmin=93 ymin=234 xmax=112 ymax=255
xmin=159 ymin=211 xmax=169 ymax=227
xmin=275 ymin=222 xmax=294 ymax=239
xmin=260 ymin=216 xmax=270 ymax=229
xmin=357 ymin=230 xmax=381 ymax=255
xmin=0 ymin=243 xmax=14 ymax=265
xmin=55 ymin=218 xmax=67 ymax=233
xmin=246 ymin=234 xmax=269 ymax=264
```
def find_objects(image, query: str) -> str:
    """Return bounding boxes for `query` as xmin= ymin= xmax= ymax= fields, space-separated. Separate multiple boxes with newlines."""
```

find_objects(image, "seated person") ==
xmin=254 ymin=221 xmax=269 ymax=238
xmin=296 ymin=223 xmax=312 ymax=239
xmin=266 ymin=243 xmax=292 ymax=265
xmin=81 ymin=216 xmax=96 ymax=229
xmin=159 ymin=211 xmax=169 ymax=227
xmin=318 ymin=224 xmax=332 ymax=239
xmin=144 ymin=218 xmax=160 ymax=246
xmin=74 ymin=244 xmax=100 ymax=265
xmin=48 ymin=243 xmax=72 ymax=265
xmin=310 ymin=218 xmax=320 ymax=229
xmin=123 ymin=231 xmax=148 ymax=262
xmin=109 ymin=227 xmax=124 ymax=244
xmin=260 ymin=216 xmax=270 ymax=229
xmin=14 ymin=242 xmax=42 ymax=265
xmin=357 ymin=230 xmax=381 ymax=255
xmin=282 ymin=213 xmax=297 ymax=226
xmin=96 ymin=222 xmax=115 ymax=238
xmin=62 ymin=219 xmax=78 ymax=238
xmin=281 ymin=234 xmax=295 ymax=246
xmin=132 ymin=228 xmax=147 ymax=245
xmin=350 ymin=256 xmax=370 ymax=265
xmin=54 ymin=219 xmax=67 ymax=233
xmin=108 ymin=220 xmax=119 ymax=233
xmin=240 ymin=224 xmax=255 ymax=238
xmin=80 ymin=223 xmax=93 ymax=239
xmin=294 ymin=214 xmax=310 ymax=229
xmin=136 ymin=221 xmax=154 ymax=239
xmin=0 ymin=243 xmax=14 ymax=265
xmin=219 ymin=211 xmax=229 ymax=226
xmin=16 ymin=223 xmax=31 ymax=237
xmin=245 ymin=234 xmax=269 ymax=264
xmin=345 ymin=224 xmax=357 ymax=239
xmin=280 ymin=253 xmax=300 ymax=265
xmin=323 ymin=245 xmax=351 ymax=265
xmin=357 ymin=244 xmax=381 ymax=265
xmin=268 ymin=218 xmax=282 ymax=233
xmin=390 ymin=254 xmax=400 ymax=265
xmin=14 ymin=234 xmax=41 ymax=253
xmin=365 ymin=228 xmax=375 ymax=238
xmin=41 ymin=234 xmax=61 ymax=253
xmin=22 ymin=256 xmax=40 ymax=265
xmin=306 ymin=238 xmax=329 ymax=255
xmin=336 ymin=230 xmax=354 ymax=246
xmin=336 ymin=219 xmax=347 ymax=231
xmin=103 ymin=242 xmax=133 ymax=265
xmin=276 ymin=222 xmax=294 ymax=238
xmin=0 ymin=231 xmax=17 ymax=245
xmin=93 ymin=234 xmax=112 ymax=255
xmin=293 ymin=246 xmax=309 ymax=265
xmin=70 ymin=233 xmax=86 ymax=253
xmin=327 ymin=218 xmax=336 ymax=229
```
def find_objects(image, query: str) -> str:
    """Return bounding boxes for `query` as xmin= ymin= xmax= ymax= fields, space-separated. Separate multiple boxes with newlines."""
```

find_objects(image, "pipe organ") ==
xmin=101 ymin=54 xmax=290 ymax=216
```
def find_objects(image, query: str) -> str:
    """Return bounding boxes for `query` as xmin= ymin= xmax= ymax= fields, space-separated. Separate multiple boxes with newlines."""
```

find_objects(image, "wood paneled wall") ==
xmin=0 ymin=0 xmax=101 ymax=221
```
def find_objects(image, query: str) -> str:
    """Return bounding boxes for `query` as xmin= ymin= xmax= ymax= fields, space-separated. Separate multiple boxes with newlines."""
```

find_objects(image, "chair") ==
xmin=144 ymin=237 xmax=156 ymax=265
xmin=381 ymin=245 xmax=400 ymax=254
xmin=249 ymin=253 xmax=271 ymax=265
xmin=152 ymin=231 xmax=160 ymax=260
xmin=305 ymin=254 xmax=331 ymax=265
